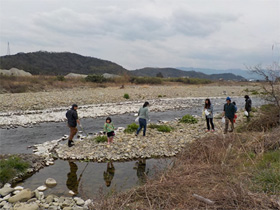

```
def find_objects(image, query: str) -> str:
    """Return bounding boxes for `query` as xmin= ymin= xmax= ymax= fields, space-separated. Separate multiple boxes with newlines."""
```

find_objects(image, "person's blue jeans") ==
xmin=136 ymin=118 xmax=147 ymax=136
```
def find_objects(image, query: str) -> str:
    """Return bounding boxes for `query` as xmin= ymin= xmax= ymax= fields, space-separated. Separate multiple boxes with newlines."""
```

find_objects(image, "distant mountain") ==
xmin=0 ymin=51 xmax=128 ymax=75
xmin=130 ymin=67 xmax=245 ymax=81
xmin=177 ymin=67 xmax=262 ymax=80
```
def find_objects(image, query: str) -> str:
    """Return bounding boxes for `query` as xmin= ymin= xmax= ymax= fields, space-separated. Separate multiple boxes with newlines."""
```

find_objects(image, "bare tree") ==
xmin=248 ymin=62 xmax=280 ymax=108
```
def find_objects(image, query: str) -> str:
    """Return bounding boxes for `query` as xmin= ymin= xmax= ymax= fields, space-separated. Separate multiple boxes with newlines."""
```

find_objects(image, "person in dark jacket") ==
xmin=204 ymin=98 xmax=215 ymax=132
xmin=222 ymin=97 xmax=236 ymax=134
xmin=66 ymin=104 xmax=80 ymax=147
xmin=244 ymin=95 xmax=252 ymax=121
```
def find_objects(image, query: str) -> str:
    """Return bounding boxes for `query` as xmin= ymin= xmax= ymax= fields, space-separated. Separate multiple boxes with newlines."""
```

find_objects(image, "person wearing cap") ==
xmin=244 ymin=95 xmax=252 ymax=121
xmin=222 ymin=97 xmax=236 ymax=134
xmin=66 ymin=104 xmax=80 ymax=147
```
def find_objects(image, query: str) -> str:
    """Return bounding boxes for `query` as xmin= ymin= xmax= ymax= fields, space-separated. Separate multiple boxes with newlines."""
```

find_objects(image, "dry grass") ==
xmin=90 ymin=127 xmax=280 ymax=210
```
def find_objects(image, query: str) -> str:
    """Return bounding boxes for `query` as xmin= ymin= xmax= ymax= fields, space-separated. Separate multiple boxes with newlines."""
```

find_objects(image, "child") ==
xmin=104 ymin=117 xmax=115 ymax=144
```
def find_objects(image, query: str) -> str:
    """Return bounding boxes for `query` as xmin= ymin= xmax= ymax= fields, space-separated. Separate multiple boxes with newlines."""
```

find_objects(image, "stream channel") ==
xmin=0 ymin=97 xmax=265 ymax=198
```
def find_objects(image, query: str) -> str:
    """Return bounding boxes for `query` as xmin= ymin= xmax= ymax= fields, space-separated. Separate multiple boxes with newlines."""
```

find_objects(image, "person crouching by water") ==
xmin=66 ymin=104 xmax=80 ymax=147
xmin=222 ymin=97 xmax=236 ymax=134
xmin=136 ymin=102 xmax=150 ymax=137
xmin=204 ymin=98 xmax=215 ymax=132
xmin=104 ymin=117 xmax=115 ymax=144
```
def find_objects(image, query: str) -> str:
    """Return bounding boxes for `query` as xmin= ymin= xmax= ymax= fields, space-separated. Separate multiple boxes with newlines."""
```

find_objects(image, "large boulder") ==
xmin=8 ymin=189 xmax=34 ymax=203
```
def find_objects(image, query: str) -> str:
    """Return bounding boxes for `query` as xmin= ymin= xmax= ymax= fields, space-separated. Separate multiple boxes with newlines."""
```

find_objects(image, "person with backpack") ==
xmin=66 ymin=104 xmax=80 ymax=147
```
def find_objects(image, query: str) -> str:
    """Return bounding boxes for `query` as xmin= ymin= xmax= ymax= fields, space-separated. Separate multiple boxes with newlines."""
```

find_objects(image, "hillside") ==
xmin=177 ymin=67 xmax=261 ymax=80
xmin=131 ymin=67 xmax=245 ymax=80
xmin=0 ymin=51 xmax=128 ymax=75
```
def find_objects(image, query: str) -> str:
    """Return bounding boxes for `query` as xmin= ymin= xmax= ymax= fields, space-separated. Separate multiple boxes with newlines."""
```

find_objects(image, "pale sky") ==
xmin=0 ymin=0 xmax=279 ymax=70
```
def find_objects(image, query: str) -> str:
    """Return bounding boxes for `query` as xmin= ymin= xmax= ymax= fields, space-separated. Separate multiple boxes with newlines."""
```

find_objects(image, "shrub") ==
xmin=123 ymin=93 xmax=130 ymax=99
xmin=124 ymin=123 xmax=139 ymax=133
xmin=157 ymin=125 xmax=173 ymax=132
xmin=56 ymin=75 xmax=65 ymax=81
xmin=158 ymin=95 xmax=162 ymax=98
xmin=148 ymin=124 xmax=173 ymax=132
xmin=85 ymin=74 xmax=107 ymax=83
xmin=0 ymin=156 xmax=30 ymax=184
xmin=94 ymin=136 xmax=107 ymax=143
xmin=130 ymin=77 xmax=162 ymax=84
xmin=180 ymin=114 xmax=198 ymax=124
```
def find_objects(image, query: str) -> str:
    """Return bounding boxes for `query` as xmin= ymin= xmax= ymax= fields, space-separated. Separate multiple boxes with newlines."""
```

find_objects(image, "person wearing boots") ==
xmin=66 ymin=104 xmax=80 ymax=147
xmin=222 ymin=97 xmax=236 ymax=134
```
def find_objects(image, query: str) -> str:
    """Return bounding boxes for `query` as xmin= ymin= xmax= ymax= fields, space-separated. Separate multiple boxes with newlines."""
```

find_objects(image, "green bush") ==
xmin=0 ymin=156 xmax=30 ymax=184
xmin=94 ymin=135 xmax=107 ymax=143
xmin=124 ymin=123 xmax=139 ymax=133
xmin=123 ymin=93 xmax=130 ymax=99
xmin=85 ymin=74 xmax=107 ymax=83
xmin=56 ymin=75 xmax=65 ymax=81
xmin=157 ymin=125 xmax=173 ymax=132
xmin=180 ymin=114 xmax=198 ymax=124
xmin=148 ymin=124 xmax=173 ymax=132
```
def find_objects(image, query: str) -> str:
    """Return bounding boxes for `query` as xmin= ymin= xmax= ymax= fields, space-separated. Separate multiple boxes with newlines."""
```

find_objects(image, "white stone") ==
xmin=37 ymin=185 xmax=47 ymax=191
xmin=45 ymin=178 xmax=57 ymax=187
xmin=68 ymin=190 xmax=75 ymax=195
xmin=74 ymin=197 xmax=85 ymax=206
xmin=14 ymin=186 xmax=24 ymax=191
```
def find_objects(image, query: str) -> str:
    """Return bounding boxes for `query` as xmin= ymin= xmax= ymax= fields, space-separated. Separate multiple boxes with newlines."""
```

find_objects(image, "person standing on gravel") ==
xmin=244 ymin=95 xmax=252 ymax=121
xmin=204 ymin=98 xmax=215 ymax=132
xmin=104 ymin=117 xmax=115 ymax=145
xmin=66 ymin=104 xmax=80 ymax=147
xmin=222 ymin=97 xmax=236 ymax=134
xmin=136 ymin=102 xmax=150 ymax=136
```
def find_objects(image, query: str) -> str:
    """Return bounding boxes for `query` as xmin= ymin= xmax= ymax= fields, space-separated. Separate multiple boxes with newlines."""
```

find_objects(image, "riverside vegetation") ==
xmin=90 ymin=104 xmax=280 ymax=209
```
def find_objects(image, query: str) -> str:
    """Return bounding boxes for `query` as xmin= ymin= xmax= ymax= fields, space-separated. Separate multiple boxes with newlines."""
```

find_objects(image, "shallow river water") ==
xmin=0 ymin=97 xmax=266 ymax=198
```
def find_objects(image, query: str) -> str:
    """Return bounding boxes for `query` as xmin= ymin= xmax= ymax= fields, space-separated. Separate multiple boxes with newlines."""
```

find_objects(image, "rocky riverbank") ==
xmin=55 ymin=119 xmax=209 ymax=161
xmin=0 ymin=183 xmax=92 ymax=210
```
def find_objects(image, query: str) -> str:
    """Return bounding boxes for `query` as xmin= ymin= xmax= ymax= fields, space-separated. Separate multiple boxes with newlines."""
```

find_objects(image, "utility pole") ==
xmin=7 ymin=42 xmax=10 ymax=55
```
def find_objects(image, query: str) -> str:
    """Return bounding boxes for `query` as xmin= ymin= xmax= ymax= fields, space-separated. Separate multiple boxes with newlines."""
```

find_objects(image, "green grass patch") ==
xmin=260 ymin=104 xmax=276 ymax=112
xmin=94 ymin=135 xmax=108 ymax=143
xmin=123 ymin=93 xmax=130 ymax=99
xmin=0 ymin=156 xmax=30 ymax=184
xmin=252 ymin=150 xmax=280 ymax=194
xmin=124 ymin=123 xmax=139 ymax=133
xmin=148 ymin=124 xmax=173 ymax=132
xmin=180 ymin=114 xmax=198 ymax=124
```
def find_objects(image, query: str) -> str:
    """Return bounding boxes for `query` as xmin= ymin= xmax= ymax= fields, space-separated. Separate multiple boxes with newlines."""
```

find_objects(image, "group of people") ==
xmin=65 ymin=102 xmax=150 ymax=147
xmin=65 ymin=96 xmax=252 ymax=147
xmin=204 ymin=95 xmax=252 ymax=134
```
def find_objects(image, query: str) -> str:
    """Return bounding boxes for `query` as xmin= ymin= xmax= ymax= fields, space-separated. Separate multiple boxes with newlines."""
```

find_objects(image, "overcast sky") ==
xmin=0 ymin=0 xmax=279 ymax=70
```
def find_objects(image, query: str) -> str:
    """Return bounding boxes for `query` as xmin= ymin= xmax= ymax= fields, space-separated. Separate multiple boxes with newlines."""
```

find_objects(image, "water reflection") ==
xmin=103 ymin=161 xmax=115 ymax=187
xmin=66 ymin=161 xmax=89 ymax=195
xmin=133 ymin=159 xmax=149 ymax=184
